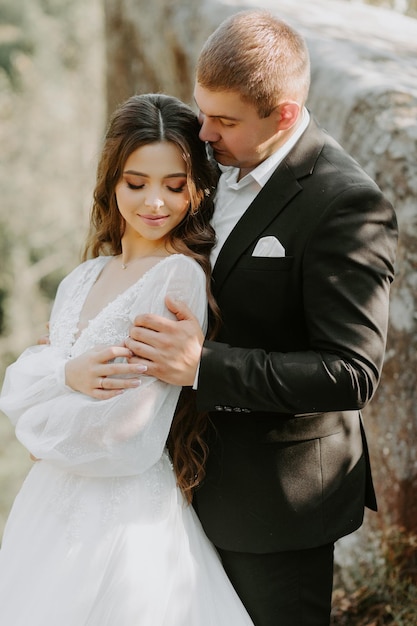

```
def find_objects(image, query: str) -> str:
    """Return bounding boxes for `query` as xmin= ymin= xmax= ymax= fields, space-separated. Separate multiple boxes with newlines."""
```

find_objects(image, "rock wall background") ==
xmin=1 ymin=0 xmax=416 ymax=597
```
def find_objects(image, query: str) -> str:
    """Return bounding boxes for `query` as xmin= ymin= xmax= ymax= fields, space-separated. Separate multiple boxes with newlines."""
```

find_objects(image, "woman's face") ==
xmin=115 ymin=141 xmax=191 ymax=249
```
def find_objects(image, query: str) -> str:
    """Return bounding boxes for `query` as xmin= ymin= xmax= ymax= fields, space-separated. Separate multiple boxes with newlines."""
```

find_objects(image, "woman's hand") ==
xmin=38 ymin=322 xmax=50 ymax=345
xmin=65 ymin=345 xmax=146 ymax=399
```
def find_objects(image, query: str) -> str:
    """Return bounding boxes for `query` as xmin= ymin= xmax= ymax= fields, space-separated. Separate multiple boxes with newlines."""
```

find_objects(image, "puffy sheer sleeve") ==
xmin=0 ymin=256 xmax=208 ymax=477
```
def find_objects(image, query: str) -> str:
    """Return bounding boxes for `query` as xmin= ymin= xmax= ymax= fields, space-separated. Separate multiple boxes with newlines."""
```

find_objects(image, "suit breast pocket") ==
xmin=238 ymin=255 xmax=294 ymax=271
xmin=218 ymin=255 xmax=299 ymax=348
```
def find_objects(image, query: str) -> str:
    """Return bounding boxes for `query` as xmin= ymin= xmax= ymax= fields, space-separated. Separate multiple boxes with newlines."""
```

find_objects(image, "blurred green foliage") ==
xmin=0 ymin=0 xmax=34 ymax=84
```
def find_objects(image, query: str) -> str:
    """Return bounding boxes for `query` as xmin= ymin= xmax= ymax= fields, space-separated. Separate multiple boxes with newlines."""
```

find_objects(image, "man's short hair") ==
xmin=196 ymin=10 xmax=311 ymax=118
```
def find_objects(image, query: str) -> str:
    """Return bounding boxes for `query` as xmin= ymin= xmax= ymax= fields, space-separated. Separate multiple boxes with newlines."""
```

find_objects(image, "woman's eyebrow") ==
xmin=123 ymin=170 xmax=187 ymax=178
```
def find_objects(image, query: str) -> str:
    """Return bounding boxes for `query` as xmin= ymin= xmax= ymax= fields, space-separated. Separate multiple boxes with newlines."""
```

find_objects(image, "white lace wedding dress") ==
xmin=0 ymin=254 xmax=254 ymax=626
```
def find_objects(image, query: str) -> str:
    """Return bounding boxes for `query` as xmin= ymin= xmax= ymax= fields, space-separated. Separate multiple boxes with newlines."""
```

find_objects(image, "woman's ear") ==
xmin=274 ymin=102 xmax=301 ymax=131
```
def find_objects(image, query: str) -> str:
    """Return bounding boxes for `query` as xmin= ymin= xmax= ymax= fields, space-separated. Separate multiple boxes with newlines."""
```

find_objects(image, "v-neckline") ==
xmin=72 ymin=254 xmax=178 ymax=344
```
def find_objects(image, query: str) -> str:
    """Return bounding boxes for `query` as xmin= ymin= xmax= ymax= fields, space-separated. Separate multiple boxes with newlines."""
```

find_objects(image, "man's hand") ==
xmin=125 ymin=296 xmax=204 ymax=387
xmin=65 ymin=345 xmax=146 ymax=399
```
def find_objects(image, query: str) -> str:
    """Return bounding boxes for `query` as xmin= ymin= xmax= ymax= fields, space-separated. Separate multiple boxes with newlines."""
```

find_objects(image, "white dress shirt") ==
xmin=211 ymin=108 xmax=310 ymax=266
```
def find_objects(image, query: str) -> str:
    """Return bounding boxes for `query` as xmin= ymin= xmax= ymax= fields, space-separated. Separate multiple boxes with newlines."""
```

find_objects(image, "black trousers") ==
xmin=217 ymin=543 xmax=334 ymax=626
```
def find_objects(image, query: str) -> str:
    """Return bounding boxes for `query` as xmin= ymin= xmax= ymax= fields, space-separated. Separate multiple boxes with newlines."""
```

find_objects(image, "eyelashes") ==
xmin=126 ymin=183 xmax=186 ymax=193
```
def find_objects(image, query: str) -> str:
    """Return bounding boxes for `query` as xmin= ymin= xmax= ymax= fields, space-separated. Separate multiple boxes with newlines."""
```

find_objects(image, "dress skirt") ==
xmin=0 ymin=453 xmax=254 ymax=625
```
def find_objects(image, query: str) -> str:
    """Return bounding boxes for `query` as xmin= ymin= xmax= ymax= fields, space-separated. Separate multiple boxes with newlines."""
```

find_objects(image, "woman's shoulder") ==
xmin=65 ymin=256 xmax=109 ymax=277
xmin=152 ymin=253 xmax=205 ymax=281
xmin=56 ymin=256 xmax=110 ymax=292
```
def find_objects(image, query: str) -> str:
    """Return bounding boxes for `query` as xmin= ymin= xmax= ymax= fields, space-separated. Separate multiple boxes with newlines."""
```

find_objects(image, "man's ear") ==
xmin=274 ymin=102 xmax=301 ymax=131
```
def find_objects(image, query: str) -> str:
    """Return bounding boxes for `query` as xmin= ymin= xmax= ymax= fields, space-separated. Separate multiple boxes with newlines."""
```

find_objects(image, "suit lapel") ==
xmin=212 ymin=164 xmax=301 ymax=290
xmin=212 ymin=118 xmax=325 ymax=292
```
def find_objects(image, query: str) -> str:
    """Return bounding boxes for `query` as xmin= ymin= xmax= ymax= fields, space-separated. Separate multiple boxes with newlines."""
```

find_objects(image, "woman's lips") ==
xmin=140 ymin=214 xmax=168 ymax=226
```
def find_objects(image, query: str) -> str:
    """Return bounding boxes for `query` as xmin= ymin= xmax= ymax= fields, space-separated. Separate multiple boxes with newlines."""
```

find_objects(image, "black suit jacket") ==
xmin=193 ymin=118 xmax=398 ymax=553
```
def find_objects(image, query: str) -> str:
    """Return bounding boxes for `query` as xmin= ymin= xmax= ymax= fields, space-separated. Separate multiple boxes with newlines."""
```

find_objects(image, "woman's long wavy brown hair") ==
xmin=83 ymin=93 xmax=221 ymax=503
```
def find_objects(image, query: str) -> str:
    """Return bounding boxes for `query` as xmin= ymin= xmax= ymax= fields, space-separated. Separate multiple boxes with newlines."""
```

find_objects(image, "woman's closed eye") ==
xmin=126 ymin=183 xmax=185 ymax=193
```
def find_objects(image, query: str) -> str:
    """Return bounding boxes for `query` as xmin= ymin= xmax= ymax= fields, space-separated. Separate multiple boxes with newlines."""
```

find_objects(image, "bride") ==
xmin=0 ymin=93 xmax=254 ymax=625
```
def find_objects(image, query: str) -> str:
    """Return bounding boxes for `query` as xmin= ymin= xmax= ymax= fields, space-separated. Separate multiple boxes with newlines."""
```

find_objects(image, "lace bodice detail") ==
xmin=49 ymin=255 xmax=202 ymax=357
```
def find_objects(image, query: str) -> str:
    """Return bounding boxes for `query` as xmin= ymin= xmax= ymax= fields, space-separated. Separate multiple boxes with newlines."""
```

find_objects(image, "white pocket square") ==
xmin=252 ymin=236 xmax=285 ymax=257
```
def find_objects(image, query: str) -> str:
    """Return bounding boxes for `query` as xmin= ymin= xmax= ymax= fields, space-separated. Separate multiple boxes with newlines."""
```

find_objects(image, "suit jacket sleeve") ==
xmin=197 ymin=172 xmax=397 ymax=415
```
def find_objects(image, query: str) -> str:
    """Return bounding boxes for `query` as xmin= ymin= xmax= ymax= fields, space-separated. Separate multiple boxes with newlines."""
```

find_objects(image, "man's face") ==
xmin=194 ymin=83 xmax=280 ymax=175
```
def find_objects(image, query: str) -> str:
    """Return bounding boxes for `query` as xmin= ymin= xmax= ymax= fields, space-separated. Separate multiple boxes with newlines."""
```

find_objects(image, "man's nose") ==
xmin=198 ymin=114 xmax=219 ymax=143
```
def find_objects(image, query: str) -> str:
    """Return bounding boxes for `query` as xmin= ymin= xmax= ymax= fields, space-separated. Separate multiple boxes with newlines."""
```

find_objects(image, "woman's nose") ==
xmin=144 ymin=193 xmax=164 ymax=210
